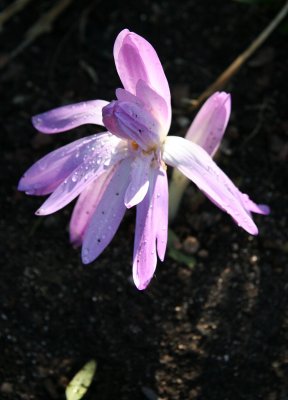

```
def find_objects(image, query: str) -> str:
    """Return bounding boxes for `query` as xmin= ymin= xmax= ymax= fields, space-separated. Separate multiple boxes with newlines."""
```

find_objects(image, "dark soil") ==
xmin=1 ymin=0 xmax=288 ymax=399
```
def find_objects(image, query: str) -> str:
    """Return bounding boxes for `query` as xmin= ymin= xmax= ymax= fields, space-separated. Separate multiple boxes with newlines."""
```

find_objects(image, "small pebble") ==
xmin=183 ymin=236 xmax=200 ymax=254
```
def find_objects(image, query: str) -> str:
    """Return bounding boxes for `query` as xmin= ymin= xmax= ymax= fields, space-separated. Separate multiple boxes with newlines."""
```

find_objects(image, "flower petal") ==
xmin=163 ymin=136 xmax=259 ymax=235
xmin=136 ymin=79 xmax=171 ymax=137
xmin=102 ymin=100 xmax=161 ymax=150
xmin=113 ymin=30 xmax=170 ymax=102
xmin=69 ymin=166 xmax=116 ymax=247
xmin=240 ymin=193 xmax=270 ymax=215
xmin=133 ymin=166 xmax=168 ymax=290
xmin=18 ymin=132 xmax=114 ymax=196
xmin=115 ymin=88 xmax=143 ymax=105
xmin=124 ymin=153 xmax=153 ymax=208
xmin=32 ymin=100 xmax=109 ymax=134
xmin=154 ymin=167 xmax=168 ymax=261
xmin=81 ymin=158 xmax=131 ymax=264
xmin=185 ymin=92 xmax=231 ymax=156
xmin=36 ymin=135 xmax=127 ymax=215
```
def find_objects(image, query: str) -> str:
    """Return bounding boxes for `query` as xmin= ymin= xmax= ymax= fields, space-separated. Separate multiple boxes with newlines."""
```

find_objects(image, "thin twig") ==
xmin=0 ymin=0 xmax=34 ymax=30
xmin=0 ymin=0 xmax=73 ymax=69
xmin=187 ymin=1 xmax=288 ymax=109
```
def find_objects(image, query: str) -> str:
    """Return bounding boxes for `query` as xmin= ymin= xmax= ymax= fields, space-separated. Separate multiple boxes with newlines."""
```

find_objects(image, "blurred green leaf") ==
xmin=66 ymin=360 xmax=97 ymax=400
xmin=168 ymin=229 xmax=196 ymax=269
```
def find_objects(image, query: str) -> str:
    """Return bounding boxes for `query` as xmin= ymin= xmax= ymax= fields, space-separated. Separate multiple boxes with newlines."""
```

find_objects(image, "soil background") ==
xmin=1 ymin=0 xmax=288 ymax=399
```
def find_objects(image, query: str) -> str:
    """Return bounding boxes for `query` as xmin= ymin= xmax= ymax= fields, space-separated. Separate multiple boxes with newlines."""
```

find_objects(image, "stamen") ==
xmin=131 ymin=141 xmax=139 ymax=150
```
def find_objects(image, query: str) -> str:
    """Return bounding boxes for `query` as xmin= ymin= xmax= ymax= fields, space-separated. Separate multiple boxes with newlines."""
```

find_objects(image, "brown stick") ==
xmin=0 ymin=0 xmax=34 ymax=29
xmin=188 ymin=1 xmax=288 ymax=109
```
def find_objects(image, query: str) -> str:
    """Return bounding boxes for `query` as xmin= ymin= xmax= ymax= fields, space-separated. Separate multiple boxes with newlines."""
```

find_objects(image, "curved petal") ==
xmin=136 ymin=79 xmax=171 ymax=137
xmin=185 ymin=92 xmax=231 ymax=156
xmin=133 ymin=166 xmax=168 ymax=290
xmin=124 ymin=153 xmax=153 ymax=208
xmin=81 ymin=158 xmax=131 ymax=264
xmin=32 ymin=100 xmax=109 ymax=134
xmin=154 ymin=167 xmax=168 ymax=261
xmin=102 ymin=100 xmax=161 ymax=150
xmin=18 ymin=132 xmax=113 ymax=196
xmin=35 ymin=136 xmax=127 ymax=215
xmin=116 ymin=88 xmax=143 ymax=105
xmin=69 ymin=166 xmax=117 ymax=247
xmin=240 ymin=193 xmax=270 ymax=215
xmin=113 ymin=30 xmax=170 ymax=103
xmin=163 ymin=136 xmax=259 ymax=235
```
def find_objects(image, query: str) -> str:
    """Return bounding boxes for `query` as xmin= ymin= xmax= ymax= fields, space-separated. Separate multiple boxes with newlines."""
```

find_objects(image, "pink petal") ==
xmin=240 ymin=193 xmax=270 ymax=215
xmin=154 ymin=167 xmax=168 ymax=261
xmin=81 ymin=158 xmax=131 ymax=264
xmin=18 ymin=132 xmax=113 ymax=196
xmin=32 ymin=100 xmax=109 ymax=134
xmin=185 ymin=92 xmax=231 ymax=156
xmin=35 ymin=135 xmax=127 ymax=215
xmin=124 ymin=153 xmax=153 ymax=208
xmin=163 ymin=136 xmax=259 ymax=235
xmin=116 ymin=88 xmax=143 ymax=105
xmin=102 ymin=100 xmax=161 ymax=150
xmin=113 ymin=30 xmax=170 ymax=103
xmin=69 ymin=166 xmax=116 ymax=247
xmin=136 ymin=79 xmax=171 ymax=136
xmin=133 ymin=166 xmax=168 ymax=290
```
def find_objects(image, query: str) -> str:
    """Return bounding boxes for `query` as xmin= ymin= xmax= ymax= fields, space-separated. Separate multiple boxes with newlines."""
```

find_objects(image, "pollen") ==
xmin=131 ymin=141 xmax=139 ymax=150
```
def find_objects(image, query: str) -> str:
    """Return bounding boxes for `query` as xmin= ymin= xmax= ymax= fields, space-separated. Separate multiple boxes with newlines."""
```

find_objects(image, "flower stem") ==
xmin=187 ymin=0 xmax=288 ymax=110
xmin=169 ymin=2 xmax=288 ymax=221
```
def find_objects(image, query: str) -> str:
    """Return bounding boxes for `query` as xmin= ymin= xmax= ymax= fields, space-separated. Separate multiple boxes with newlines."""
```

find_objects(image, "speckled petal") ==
xmin=113 ymin=29 xmax=170 ymax=102
xmin=32 ymin=100 xmax=109 ymax=134
xmin=102 ymin=100 xmax=161 ymax=150
xmin=35 ymin=135 xmax=127 ymax=215
xmin=163 ymin=136 xmax=259 ymax=235
xmin=124 ymin=153 xmax=153 ymax=208
xmin=136 ymin=79 xmax=171 ymax=137
xmin=185 ymin=92 xmax=231 ymax=156
xmin=18 ymin=132 xmax=113 ymax=196
xmin=132 ymin=166 xmax=168 ymax=290
xmin=81 ymin=158 xmax=131 ymax=264
xmin=69 ymin=167 xmax=117 ymax=247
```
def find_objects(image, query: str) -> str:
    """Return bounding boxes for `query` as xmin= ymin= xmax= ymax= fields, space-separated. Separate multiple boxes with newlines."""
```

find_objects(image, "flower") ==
xmin=169 ymin=91 xmax=270 ymax=220
xmin=19 ymin=29 xmax=268 ymax=290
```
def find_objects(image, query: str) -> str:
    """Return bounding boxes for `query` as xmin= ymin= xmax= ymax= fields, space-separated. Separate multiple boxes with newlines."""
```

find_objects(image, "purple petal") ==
xmin=18 ymin=132 xmax=114 ymax=196
xmin=240 ymin=193 xmax=270 ymax=215
xmin=116 ymin=88 xmax=144 ymax=105
xmin=136 ymin=79 xmax=171 ymax=136
xmin=32 ymin=100 xmax=109 ymax=134
xmin=124 ymin=152 xmax=153 ymax=208
xmin=69 ymin=167 xmax=116 ymax=247
xmin=35 ymin=135 xmax=127 ymax=215
xmin=81 ymin=158 xmax=131 ymax=264
xmin=133 ymin=166 xmax=168 ymax=290
xmin=113 ymin=30 xmax=170 ymax=103
xmin=102 ymin=100 xmax=161 ymax=150
xmin=163 ymin=136 xmax=259 ymax=235
xmin=154 ymin=167 xmax=168 ymax=261
xmin=185 ymin=92 xmax=231 ymax=156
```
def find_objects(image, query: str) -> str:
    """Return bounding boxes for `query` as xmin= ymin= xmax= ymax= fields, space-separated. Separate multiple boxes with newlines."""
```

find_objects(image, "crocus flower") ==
xmin=169 ymin=92 xmax=270 ymax=220
xmin=19 ymin=29 xmax=267 ymax=290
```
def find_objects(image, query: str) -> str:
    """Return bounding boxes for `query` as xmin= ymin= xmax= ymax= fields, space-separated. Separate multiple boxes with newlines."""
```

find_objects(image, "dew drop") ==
xmin=71 ymin=173 xmax=78 ymax=182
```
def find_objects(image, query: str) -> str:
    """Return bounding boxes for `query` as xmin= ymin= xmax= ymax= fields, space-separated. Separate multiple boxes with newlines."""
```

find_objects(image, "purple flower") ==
xmin=19 ymin=29 xmax=268 ymax=290
xmin=169 ymin=91 xmax=270 ymax=219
